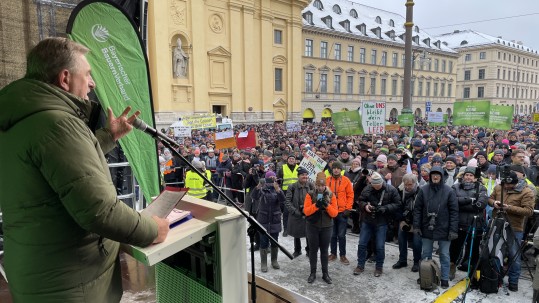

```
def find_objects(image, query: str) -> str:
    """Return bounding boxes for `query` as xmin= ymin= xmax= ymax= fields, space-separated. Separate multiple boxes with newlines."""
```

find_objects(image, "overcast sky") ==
xmin=353 ymin=0 xmax=539 ymax=50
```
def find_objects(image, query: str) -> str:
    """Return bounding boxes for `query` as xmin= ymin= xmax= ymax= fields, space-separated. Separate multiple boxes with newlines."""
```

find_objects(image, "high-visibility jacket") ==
xmin=163 ymin=159 xmax=174 ymax=175
xmin=185 ymin=170 xmax=211 ymax=199
xmin=282 ymin=164 xmax=298 ymax=191
xmin=326 ymin=175 xmax=354 ymax=213
xmin=324 ymin=169 xmax=344 ymax=178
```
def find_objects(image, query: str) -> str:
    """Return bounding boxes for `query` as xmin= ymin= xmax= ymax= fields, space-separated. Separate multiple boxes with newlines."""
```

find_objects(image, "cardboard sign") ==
xmin=361 ymin=101 xmax=386 ymax=134
xmin=299 ymin=150 xmax=327 ymax=182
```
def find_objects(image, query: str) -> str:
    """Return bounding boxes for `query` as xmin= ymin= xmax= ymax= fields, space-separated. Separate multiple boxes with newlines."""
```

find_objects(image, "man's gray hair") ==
xmin=402 ymin=173 xmax=418 ymax=184
xmin=25 ymin=37 xmax=89 ymax=84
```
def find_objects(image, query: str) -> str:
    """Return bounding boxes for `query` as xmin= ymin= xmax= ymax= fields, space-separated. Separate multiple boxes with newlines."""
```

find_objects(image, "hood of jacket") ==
xmin=0 ymin=78 xmax=93 ymax=131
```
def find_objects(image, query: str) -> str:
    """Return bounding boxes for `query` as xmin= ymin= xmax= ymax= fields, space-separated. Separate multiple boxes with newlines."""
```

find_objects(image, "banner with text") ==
xmin=427 ymin=112 xmax=444 ymax=123
xmin=489 ymin=104 xmax=514 ymax=130
xmin=286 ymin=121 xmax=301 ymax=132
xmin=361 ymin=101 xmax=386 ymax=134
xmin=397 ymin=113 xmax=414 ymax=126
xmin=67 ymin=0 xmax=159 ymax=202
xmin=181 ymin=115 xmax=217 ymax=129
xmin=429 ymin=114 xmax=448 ymax=126
xmin=173 ymin=126 xmax=192 ymax=138
xmin=452 ymin=100 xmax=490 ymax=127
xmin=332 ymin=111 xmax=364 ymax=136
xmin=299 ymin=150 xmax=327 ymax=182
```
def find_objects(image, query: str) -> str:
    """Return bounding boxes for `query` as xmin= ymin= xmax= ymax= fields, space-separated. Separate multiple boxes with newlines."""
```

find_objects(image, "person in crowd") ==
xmin=277 ymin=154 xmax=299 ymax=237
xmin=354 ymin=171 xmax=400 ymax=277
xmin=488 ymin=169 xmax=534 ymax=291
xmin=475 ymin=151 xmax=490 ymax=175
xmin=345 ymin=157 xmax=363 ymax=234
xmin=443 ymin=155 xmax=459 ymax=187
xmin=231 ymin=152 xmax=249 ymax=205
xmin=413 ymin=166 xmax=459 ymax=289
xmin=0 ymin=37 xmax=169 ymax=301
xmin=284 ymin=167 xmax=314 ymax=258
xmin=185 ymin=160 xmax=212 ymax=200
xmin=243 ymin=161 xmax=266 ymax=251
xmin=327 ymin=161 xmax=354 ymax=265
xmin=251 ymin=171 xmax=285 ymax=273
xmin=393 ymin=173 xmax=422 ymax=273
xmin=303 ymin=172 xmax=338 ymax=284
xmin=449 ymin=167 xmax=488 ymax=280
xmin=205 ymin=148 xmax=220 ymax=201
xmin=337 ymin=147 xmax=353 ymax=172
xmin=379 ymin=153 xmax=404 ymax=188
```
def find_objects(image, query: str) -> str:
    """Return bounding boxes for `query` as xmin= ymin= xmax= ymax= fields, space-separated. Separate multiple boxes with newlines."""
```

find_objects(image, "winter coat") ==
xmin=344 ymin=169 xmax=362 ymax=186
xmin=451 ymin=181 xmax=488 ymax=230
xmin=303 ymin=187 xmax=338 ymax=228
xmin=397 ymin=183 xmax=419 ymax=223
xmin=0 ymin=79 xmax=157 ymax=302
xmin=326 ymin=175 xmax=354 ymax=213
xmin=488 ymin=181 xmax=535 ymax=232
xmin=284 ymin=181 xmax=315 ymax=238
xmin=413 ymin=167 xmax=459 ymax=241
xmin=359 ymin=183 xmax=401 ymax=226
xmin=378 ymin=165 xmax=404 ymax=188
xmin=252 ymin=185 xmax=285 ymax=234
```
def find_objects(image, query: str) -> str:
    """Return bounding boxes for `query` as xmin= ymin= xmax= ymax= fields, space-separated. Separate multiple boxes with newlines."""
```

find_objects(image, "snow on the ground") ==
xmin=247 ymin=230 xmax=534 ymax=303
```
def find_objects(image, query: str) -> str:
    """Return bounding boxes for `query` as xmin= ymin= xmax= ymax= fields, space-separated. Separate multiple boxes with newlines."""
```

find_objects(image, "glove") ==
xmin=293 ymin=209 xmax=302 ymax=217
xmin=377 ymin=206 xmax=387 ymax=214
xmin=413 ymin=228 xmax=422 ymax=236
xmin=315 ymin=199 xmax=326 ymax=209
xmin=342 ymin=210 xmax=351 ymax=218
xmin=448 ymin=232 xmax=458 ymax=241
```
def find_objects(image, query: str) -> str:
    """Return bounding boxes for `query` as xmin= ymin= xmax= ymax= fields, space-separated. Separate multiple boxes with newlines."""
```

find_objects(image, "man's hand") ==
xmin=365 ymin=204 xmax=373 ymax=213
xmin=385 ymin=173 xmax=392 ymax=180
xmin=107 ymin=106 xmax=140 ymax=141
xmin=152 ymin=215 xmax=170 ymax=244
xmin=448 ymin=232 xmax=458 ymax=241
xmin=413 ymin=228 xmax=422 ymax=236
xmin=493 ymin=200 xmax=502 ymax=209
xmin=342 ymin=209 xmax=351 ymax=218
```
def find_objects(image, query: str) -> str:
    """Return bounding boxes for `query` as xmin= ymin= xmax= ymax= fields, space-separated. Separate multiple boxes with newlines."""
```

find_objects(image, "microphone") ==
xmin=132 ymin=118 xmax=180 ymax=149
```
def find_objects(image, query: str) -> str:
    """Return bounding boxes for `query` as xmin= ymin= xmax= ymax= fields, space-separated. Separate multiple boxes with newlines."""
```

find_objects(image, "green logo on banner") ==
xmin=453 ymin=100 xmax=513 ymax=129
xmin=68 ymin=1 xmax=159 ymax=202
xmin=398 ymin=114 xmax=414 ymax=126
xmin=332 ymin=111 xmax=364 ymax=136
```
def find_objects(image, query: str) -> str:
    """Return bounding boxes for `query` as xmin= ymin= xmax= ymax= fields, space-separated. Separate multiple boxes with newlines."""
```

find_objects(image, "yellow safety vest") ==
xmin=282 ymin=165 xmax=298 ymax=191
xmin=324 ymin=169 xmax=345 ymax=178
xmin=185 ymin=170 xmax=208 ymax=199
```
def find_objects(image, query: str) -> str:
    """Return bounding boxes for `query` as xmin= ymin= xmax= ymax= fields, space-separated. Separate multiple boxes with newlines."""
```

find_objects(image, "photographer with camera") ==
xmin=284 ymin=167 xmax=315 ymax=258
xmin=413 ymin=166 xmax=459 ymax=289
xmin=303 ymin=172 xmax=338 ymax=284
xmin=354 ymin=172 xmax=400 ymax=277
xmin=392 ymin=173 xmax=422 ymax=273
xmin=448 ymin=167 xmax=488 ymax=281
xmin=488 ymin=166 xmax=535 ymax=292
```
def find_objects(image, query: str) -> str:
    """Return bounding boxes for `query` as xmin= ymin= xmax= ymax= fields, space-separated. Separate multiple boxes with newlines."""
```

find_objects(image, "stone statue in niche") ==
xmin=173 ymin=38 xmax=188 ymax=78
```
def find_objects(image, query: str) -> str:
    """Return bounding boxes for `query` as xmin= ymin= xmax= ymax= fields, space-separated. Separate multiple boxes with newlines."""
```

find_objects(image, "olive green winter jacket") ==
xmin=0 ymin=79 xmax=158 ymax=302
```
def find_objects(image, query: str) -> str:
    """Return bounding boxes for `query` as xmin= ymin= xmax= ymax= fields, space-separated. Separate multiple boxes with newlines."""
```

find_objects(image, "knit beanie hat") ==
xmin=370 ymin=172 xmax=384 ymax=185
xmin=376 ymin=154 xmax=387 ymax=163
xmin=315 ymin=172 xmax=326 ymax=186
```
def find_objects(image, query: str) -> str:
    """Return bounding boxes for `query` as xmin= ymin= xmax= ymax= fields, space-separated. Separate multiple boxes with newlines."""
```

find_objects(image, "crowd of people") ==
xmin=161 ymin=120 xmax=538 ymax=292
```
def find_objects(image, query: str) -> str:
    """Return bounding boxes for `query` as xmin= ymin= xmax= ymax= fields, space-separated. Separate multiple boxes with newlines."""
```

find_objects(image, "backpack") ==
xmin=419 ymin=259 xmax=441 ymax=291
xmin=478 ymin=258 xmax=500 ymax=294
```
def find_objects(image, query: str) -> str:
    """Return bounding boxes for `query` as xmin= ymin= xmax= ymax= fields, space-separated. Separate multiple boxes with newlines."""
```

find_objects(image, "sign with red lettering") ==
xmin=361 ymin=101 xmax=386 ymax=134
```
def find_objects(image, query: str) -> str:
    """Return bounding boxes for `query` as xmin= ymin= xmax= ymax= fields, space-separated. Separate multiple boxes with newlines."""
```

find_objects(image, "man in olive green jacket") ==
xmin=0 ymin=38 xmax=169 ymax=302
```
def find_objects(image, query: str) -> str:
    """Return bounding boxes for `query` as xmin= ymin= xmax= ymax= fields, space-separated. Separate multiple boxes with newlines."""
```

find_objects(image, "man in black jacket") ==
xmin=413 ymin=166 xmax=459 ymax=289
xmin=354 ymin=172 xmax=400 ymax=277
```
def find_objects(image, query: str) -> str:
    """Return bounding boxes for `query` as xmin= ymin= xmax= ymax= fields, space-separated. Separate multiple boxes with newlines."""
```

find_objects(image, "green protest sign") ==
xmin=398 ymin=113 xmax=414 ymax=126
xmin=489 ymin=105 xmax=513 ymax=130
xmin=453 ymin=100 xmax=490 ymax=127
xmin=332 ymin=111 xmax=364 ymax=136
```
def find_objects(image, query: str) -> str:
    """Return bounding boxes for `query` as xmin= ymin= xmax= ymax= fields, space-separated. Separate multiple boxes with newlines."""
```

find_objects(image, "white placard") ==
xmin=286 ymin=121 xmax=301 ymax=132
xmin=238 ymin=131 xmax=248 ymax=138
xmin=299 ymin=150 xmax=327 ymax=182
xmin=361 ymin=101 xmax=386 ymax=134
xmin=173 ymin=126 xmax=192 ymax=138
xmin=427 ymin=112 xmax=444 ymax=123
xmin=215 ymin=130 xmax=234 ymax=140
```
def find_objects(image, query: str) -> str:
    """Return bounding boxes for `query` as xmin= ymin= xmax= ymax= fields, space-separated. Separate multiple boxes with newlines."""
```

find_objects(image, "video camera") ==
xmin=496 ymin=164 xmax=515 ymax=184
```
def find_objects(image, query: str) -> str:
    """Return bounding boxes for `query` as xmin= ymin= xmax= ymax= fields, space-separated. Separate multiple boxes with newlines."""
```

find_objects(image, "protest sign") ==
xmin=361 ymin=101 xmax=386 ymax=134
xmin=397 ymin=113 xmax=414 ymax=126
xmin=427 ymin=112 xmax=444 ymax=123
xmin=452 ymin=100 xmax=490 ymax=127
xmin=489 ymin=105 xmax=513 ymax=130
xmin=173 ymin=126 xmax=191 ymax=138
xmin=180 ymin=115 xmax=217 ymax=129
xmin=299 ymin=150 xmax=327 ymax=182
xmin=286 ymin=121 xmax=301 ymax=132
xmin=332 ymin=111 xmax=364 ymax=136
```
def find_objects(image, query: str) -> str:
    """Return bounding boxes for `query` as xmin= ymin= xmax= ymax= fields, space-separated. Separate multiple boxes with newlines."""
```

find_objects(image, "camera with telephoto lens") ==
xmin=496 ymin=164 xmax=514 ymax=184
xmin=427 ymin=212 xmax=437 ymax=231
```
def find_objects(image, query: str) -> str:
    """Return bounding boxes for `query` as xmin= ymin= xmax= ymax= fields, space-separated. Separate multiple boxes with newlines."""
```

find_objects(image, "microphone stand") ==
xmin=147 ymin=132 xmax=293 ymax=303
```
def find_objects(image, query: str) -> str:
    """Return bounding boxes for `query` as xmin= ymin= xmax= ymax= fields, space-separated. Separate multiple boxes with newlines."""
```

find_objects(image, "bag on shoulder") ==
xmin=419 ymin=259 xmax=441 ymax=291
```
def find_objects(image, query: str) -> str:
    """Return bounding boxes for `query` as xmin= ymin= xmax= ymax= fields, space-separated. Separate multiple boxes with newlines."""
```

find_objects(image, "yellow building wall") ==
xmin=148 ymin=0 xmax=309 ymax=128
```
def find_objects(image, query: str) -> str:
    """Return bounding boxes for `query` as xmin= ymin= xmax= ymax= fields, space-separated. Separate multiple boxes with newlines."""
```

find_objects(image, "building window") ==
xmin=333 ymin=4 xmax=341 ymax=14
xmin=274 ymin=30 xmax=282 ymax=44
xmin=448 ymin=84 xmax=452 ymax=97
xmin=305 ymin=39 xmax=313 ymax=56
xmin=497 ymin=69 xmax=500 ymax=79
xmin=478 ymin=86 xmax=484 ymax=98
xmin=498 ymin=52 xmax=500 ymax=60
xmin=502 ymin=87 xmax=505 ymax=97
xmin=478 ymin=69 xmax=485 ymax=80
xmin=391 ymin=79 xmax=397 ymax=96
xmin=320 ymin=41 xmax=328 ymax=58
xmin=441 ymin=83 xmax=445 ymax=96
xmin=334 ymin=75 xmax=341 ymax=94
xmin=434 ymin=59 xmax=439 ymax=72
xmin=381 ymin=51 xmax=387 ymax=66
xmin=434 ymin=83 xmax=438 ymax=96
xmin=496 ymin=86 xmax=499 ymax=97
xmin=305 ymin=72 xmax=313 ymax=92
xmin=449 ymin=61 xmax=453 ymax=73
xmin=359 ymin=77 xmax=365 ymax=95
xmin=441 ymin=60 xmax=446 ymax=73
xmin=347 ymin=46 xmax=354 ymax=62
xmin=375 ymin=16 xmax=382 ymax=24
xmin=350 ymin=9 xmax=358 ymax=18
xmin=411 ymin=79 xmax=415 ymax=96
xmin=304 ymin=12 xmax=313 ymax=24
xmin=370 ymin=77 xmax=376 ymax=95
xmin=418 ymin=81 xmax=423 ymax=96
xmin=313 ymin=0 xmax=323 ymax=10
xmin=464 ymin=70 xmax=471 ymax=81
xmin=463 ymin=87 xmax=470 ymax=98
xmin=426 ymin=82 xmax=431 ymax=96
xmin=324 ymin=17 xmax=332 ymax=28
xmin=402 ymin=54 xmax=406 ymax=67
xmin=347 ymin=75 xmax=353 ymax=94
xmin=401 ymin=79 xmax=404 ymax=96
xmin=320 ymin=74 xmax=327 ymax=93
xmin=371 ymin=49 xmax=377 ymax=64
xmin=360 ymin=48 xmax=366 ymax=63
xmin=381 ymin=78 xmax=387 ymax=95
xmin=503 ymin=69 xmax=506 ymax=80
xmin=334 ymin=43 xmax=341 ymax=60
xmin=341 ymin=20 xmax=350 ymax=32
xmin=389 ymin=19 xmax=395 ymax=27
xmin=392 ymin=53 xmax=398 ymax=67
xmin=479 ymin=52 xmax=486 ymax=59
xmin=275 ymin=68 xmax=283 ymax=91
xmin=358 ymin=24 xmax=366 ymax=35
xmin=465 ymin=54 xmax=472 ymax=61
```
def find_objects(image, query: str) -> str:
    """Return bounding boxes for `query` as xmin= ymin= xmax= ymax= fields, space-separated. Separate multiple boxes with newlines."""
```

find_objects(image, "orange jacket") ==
xmin=303 ymin=188 xmax=338 ymax=218
xmin=326 ymin=175 xmax=354 ymax=212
